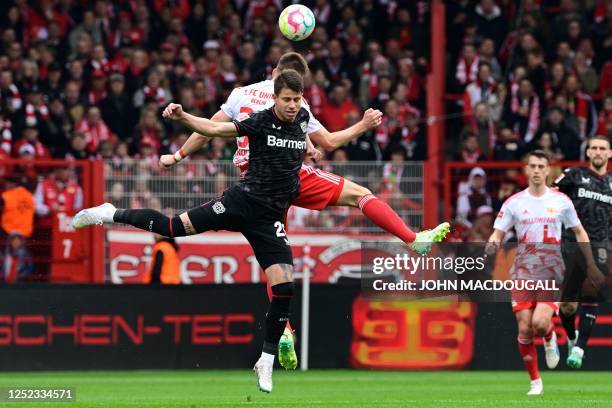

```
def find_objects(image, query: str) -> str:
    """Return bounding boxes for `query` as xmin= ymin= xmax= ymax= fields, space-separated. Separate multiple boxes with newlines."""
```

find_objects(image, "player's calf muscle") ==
xmin=179 ymin=213 xmax=196 ymax=235
xmin=266 ymin=263 xmax=294 ymax=286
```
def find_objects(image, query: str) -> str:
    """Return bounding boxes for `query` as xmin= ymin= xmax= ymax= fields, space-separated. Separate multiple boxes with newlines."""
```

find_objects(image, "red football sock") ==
xmin=266 ymin=282 xmax=293 ymax=332
xmin=358 ymin=194 xmax=417 ymax=243
xmin=544 ymin=322 xmax=554 ymax=342
xmin=517 ymin=336 xmax=540 ymax=380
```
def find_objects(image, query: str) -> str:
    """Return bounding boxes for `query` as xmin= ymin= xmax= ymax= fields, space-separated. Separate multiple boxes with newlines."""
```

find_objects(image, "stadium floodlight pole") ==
xmin=300 ymin=245 xmax=311 ymax=371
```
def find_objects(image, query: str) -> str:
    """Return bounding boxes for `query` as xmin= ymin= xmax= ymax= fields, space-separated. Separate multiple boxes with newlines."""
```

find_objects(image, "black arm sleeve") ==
xmin=552 ymin=168 xmax=574 ymax=194
xmin=150 ymin=251 xmax=164 ymax=283
xmin=233 ymin=113 xmax=263 ymax=137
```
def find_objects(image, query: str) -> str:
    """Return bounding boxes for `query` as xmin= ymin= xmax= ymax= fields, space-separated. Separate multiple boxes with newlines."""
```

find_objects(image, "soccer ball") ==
xmin=278 ymin=5 xmax=316 ymax=41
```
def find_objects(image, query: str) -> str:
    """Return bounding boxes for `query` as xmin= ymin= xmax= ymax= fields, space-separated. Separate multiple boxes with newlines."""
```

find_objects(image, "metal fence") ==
xmin=104 ymin=159 xmax=424 ymax=233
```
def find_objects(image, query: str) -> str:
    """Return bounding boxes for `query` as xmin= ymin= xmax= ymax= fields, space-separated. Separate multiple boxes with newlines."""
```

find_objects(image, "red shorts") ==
xmin=511 ymin=279 xmax=560 ymax=313
xmin=512 ymin=301 xmax=559 ymax=313
xmin=291 ymin=165 xmax=345 ymax=210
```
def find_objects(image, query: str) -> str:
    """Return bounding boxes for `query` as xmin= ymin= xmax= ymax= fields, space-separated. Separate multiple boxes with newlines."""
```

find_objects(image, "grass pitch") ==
xmin=0 ymin=370 xmax=610 ymax=407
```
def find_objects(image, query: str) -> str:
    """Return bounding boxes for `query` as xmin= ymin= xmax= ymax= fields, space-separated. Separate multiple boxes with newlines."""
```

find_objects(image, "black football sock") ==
xmin=262 ymin=282 xmax=293 ymax=355
xmin=576 ymin=303 xmax=598 ymax=350
xmin=560 ymin=308 xmax=577 ymax=341
xmin=113 ymin=209 xmax=187 ymax=237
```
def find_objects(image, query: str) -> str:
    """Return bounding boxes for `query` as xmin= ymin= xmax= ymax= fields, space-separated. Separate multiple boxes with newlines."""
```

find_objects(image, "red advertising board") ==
xmin=351 ymin=299 xmax=476 ymax=369
xmin=107 ymin=228 xmax=391 ymax=284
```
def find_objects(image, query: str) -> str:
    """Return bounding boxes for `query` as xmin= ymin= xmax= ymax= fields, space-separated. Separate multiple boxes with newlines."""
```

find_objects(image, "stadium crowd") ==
xmin=0 ymin=0 xmax=610 ymax=262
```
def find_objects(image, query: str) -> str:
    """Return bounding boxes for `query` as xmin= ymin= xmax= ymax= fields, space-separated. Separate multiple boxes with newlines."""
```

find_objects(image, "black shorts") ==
xmin=186 ymin=186 xmax=292 ymax=270
xmin=561 ymin=243 xmax=609 ymax=301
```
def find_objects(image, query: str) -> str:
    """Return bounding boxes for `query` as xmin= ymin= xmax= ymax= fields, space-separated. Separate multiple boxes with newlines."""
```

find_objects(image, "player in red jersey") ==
xmin=486 ymin=150 xmax=599 ymax=395
xmin=160 ymin=52 xmax=450 ymax=370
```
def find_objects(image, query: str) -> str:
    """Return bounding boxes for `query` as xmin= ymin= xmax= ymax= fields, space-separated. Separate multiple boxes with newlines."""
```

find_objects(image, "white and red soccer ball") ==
xmin=278 ymin=4 xmax=316 ymax=41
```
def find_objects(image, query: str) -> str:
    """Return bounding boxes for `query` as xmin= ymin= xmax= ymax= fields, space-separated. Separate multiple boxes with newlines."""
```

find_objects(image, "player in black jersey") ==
xmin=72 ymin=70 xmax=308 ymax=393
xmin=553 ymin=135 xmax=611 ymax=368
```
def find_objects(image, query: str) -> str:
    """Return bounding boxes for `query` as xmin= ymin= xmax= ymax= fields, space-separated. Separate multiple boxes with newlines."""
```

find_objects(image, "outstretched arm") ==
xmin=160 ymin=109 xmax=231 ymax=168
xmin=160 ymin=104 xmax=237 ymax=168
xmin=308 ymin=108 xmax=382 ymax=151
xmin=163 ymin=103 xmax=237 ymax=138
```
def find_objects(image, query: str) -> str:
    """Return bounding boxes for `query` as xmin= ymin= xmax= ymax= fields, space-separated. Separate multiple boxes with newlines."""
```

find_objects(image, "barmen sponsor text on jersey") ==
xmin=576 ymin=188 xmax=612 ymax=204
xmin=267 ymin=135 xmax=307 ymax=149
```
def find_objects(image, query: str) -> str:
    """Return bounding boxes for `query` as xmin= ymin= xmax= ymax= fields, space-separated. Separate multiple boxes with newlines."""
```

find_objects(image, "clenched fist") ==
xmin=162 ymin=103 xmax=184 ymax=120
xmin=306 ymin=147 xmax=323 ymax=163
xmin=159 ymin=154 xmax=177 ymax=169
xmin=361 ymin=108 xmax=383 ymax=129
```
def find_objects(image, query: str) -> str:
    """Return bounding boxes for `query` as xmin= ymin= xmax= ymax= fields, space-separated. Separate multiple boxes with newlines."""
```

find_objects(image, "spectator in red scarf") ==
xmin=75 ymin=105 xmax=113 ymax=153
xmin=133 ymin=69 xmax=172 ymax=109
xmin=304 ymin=69 xmax=329 ymax=118
xmin=34 ymin=167 xmax=84 ymax=218
xmin=13 ymin=123 xmax=49 ymax=159
xmin=376 ymin=99 xmax=403 ymax=151
xmin=455 ymin=133 xmax=486 ymax=163
xmin=387 ymin=107 xmax=426 ymax=161
xmin=503 ymin=78 xmax=540 ymax=144
xmin=455 ymin=43 xmax=479 ymax=89
xmin=88 ymin=70 xmax=108 ymax=104
xmin=132 ymin=108 xmax=166 ymax=155
xmin=463 ymin=62 xmax=496 ymax=122
xmin=544 ymin=61 xmax=567 ymax=105
xmin=0 ymin=68 xmax=23 ymax=115
xmin=397 ymin=58 xmax=424 ymax=108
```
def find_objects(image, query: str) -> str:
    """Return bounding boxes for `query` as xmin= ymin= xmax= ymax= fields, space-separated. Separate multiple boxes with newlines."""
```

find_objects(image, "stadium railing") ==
xmin=103 ymin=159 xmax=425 ymax=232
xmin=102 ymin=159 xmax=425 ymax=284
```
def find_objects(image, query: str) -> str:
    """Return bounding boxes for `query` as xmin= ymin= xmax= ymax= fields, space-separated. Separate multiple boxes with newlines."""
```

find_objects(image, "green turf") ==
xmin=0 ymin=370 xmax=610 ymax=407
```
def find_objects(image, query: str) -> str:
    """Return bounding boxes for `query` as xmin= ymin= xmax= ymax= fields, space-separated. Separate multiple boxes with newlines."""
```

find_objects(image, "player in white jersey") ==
xmin=486 ymin=150 xmax=599 ymax=396
xmin=158 ymin=53 xmax=450 ymax=371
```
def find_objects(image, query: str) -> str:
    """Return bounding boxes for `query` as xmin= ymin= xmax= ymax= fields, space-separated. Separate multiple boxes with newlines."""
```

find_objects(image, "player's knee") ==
xmin=517 ymin=323 xmax=533 ymax=338
xmin=560 ymin=302 xmax=577 ymax=316
xmin=341 ymin=182 xmax=372 ymax=207
xmin=271 ymin=281 xmax=294 ymax=298
xmin=531 ymin=319 xmax=549 ymax=337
